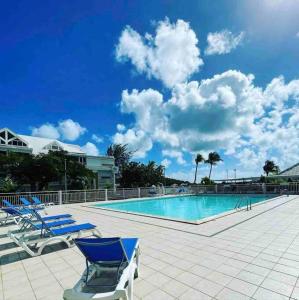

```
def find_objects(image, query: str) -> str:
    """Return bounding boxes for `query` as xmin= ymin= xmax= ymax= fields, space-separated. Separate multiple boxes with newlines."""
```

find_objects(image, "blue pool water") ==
xmin=95 ymin=194 xmax=274 ymax=222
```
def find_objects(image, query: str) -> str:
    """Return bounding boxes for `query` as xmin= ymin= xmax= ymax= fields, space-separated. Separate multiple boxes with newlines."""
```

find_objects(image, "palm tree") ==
xmin=263 ymin=160 xmax=279 ymax=176
xmin=106 ymin=144 xmax=132 ymax=172
xmin=205 ymin=152 xmax=222 ymax=179
xmin=194 ymin=153 xmax=204 ymax=184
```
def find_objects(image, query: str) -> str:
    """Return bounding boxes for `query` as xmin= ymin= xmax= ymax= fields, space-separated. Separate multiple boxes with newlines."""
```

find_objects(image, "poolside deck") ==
xmin=1 ymin=195 xmax=299 ymax=299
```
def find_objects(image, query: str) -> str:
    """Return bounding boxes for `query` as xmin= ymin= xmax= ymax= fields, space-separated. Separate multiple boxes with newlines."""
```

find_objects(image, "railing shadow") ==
xmin=0 ymin=243 xmax=69 ymax=266
xmin=0 ymin=241 xmax=19 ymax=251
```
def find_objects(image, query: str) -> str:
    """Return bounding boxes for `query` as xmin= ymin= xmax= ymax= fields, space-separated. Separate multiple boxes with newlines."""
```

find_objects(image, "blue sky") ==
xmin=1 ymin=0 xmax=299 ymax=181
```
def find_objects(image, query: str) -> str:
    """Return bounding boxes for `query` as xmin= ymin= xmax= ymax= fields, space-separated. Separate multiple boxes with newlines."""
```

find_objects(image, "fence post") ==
xmin=137 ymin=188 xmax=141 ymax=198
xmin=105 ymin=189 xmax=108 ymax=201
xmin=215 ymin=184 xmax=218 ymax=194
xmin=58 ymin=190 xmax=62 ymax=206
xmin=84 ymin=190 xmax=87 ymax=203
xmin=123 ymin=188 xmax=125 ymax=199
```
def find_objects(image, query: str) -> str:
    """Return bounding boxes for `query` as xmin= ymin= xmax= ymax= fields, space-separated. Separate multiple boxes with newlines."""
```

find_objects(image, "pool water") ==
xmin=95 ymin=194 xmax=274 ymax=222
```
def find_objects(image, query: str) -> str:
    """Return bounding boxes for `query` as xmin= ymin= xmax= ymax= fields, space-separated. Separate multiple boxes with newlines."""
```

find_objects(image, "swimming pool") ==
xmin=94 ymin=194 xmax=275 ymax=222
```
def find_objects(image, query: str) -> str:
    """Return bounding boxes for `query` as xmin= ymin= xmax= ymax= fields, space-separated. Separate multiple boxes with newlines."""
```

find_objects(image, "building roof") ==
xmin=279 ymin=163 xmax=299 ymax=176
xmin=19 ymin=135 xmax=85 ymax=155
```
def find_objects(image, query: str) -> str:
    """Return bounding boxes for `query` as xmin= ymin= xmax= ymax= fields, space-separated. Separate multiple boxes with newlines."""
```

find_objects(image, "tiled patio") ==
xmin=1 ymin=195 xmax=299 ymax=299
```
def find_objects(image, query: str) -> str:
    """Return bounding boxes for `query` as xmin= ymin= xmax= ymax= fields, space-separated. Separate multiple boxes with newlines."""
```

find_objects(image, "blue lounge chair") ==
xmin=20 ymin=197 xmax=44 ymax=211
xmin=16 ymin=210 xmax=76 ymax=232
xmin=2 ymin=199 xmax=21 ymax=208
xmin=1 ymin=206 xmax=72 ymax=227
xmin=31 ymin=196 xmax=54 ymax=208
xmin=0 ymin=207 xmax=26 ymax=225
xmin=19 ymin=197 xmax=32 ymax=206
xmin=9 ymin=209 xmax=101 ymax=257
xmin=63 ymin=237 xmax=140 ymax=300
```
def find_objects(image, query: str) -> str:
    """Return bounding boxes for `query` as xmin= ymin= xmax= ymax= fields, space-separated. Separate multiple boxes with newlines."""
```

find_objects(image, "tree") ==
xmin=1 ymin=150 xmax=95 ymax=191
xmin=106 ymin=144 xmax=132 ymax=173
xmin=201 ymin=176 xmax=215 ymax=185
xmin=263 ymin=160 xmax=279 ymax=176
xmin=120 ymin=161 xmax=164 ymax=187
xmin=205 ymin=152 xmax=222 ymax=179
xmin=194 ymin=153 xmax=204 ymax=184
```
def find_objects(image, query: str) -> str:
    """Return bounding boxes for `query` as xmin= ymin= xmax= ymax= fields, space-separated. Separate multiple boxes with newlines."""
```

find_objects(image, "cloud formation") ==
xmin=116 ymin=19 xmax=203 ymax=88
xmin=113 ymin=70 xmax=299 ymax=172
xmin=31 ymin=123 xmax=60 ymax=140
xmin=31 ymin=119 xmax=86 ymax=141
xmin=205 ymin=30 xmax=244 ymax=55
xmin=113 ymin=128 xmax=153 ymax=159
xmin=92 ymin=134 xmax=103 ymax=143
xmin=58 ymin=119 xmax=87 ymax=141
xmin=116 ymin=124 xmax=126 ymax=132
xmin=161 ymin=158 xmax=171 ymax=168
xmin=114 ymin=18 xmax=299 ymax=176
xmin=162 ymin=149 xmax=186 ymax=165
xmin=81 ymin=142 xmax=99 ymax=156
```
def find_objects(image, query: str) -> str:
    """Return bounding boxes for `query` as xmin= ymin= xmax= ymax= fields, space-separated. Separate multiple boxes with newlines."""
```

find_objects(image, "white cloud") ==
xmin=205 ymin=30 xmax=244 ymax=55
xmin=115 ymin=70 xmax=299 ymax=174
xmin=296 ymin=32 xmax=299 ymax=38
xmin=162 ymin=149 xmax=186 ymax=165
xmin=167 ymin=170 xmax=194 ymax=182
xmin=116 ymin=124 xmax=126 ymax=132
xmin=31 ymin=123 xmax=60 ymax=139
xmin=58 ymin=119 xmax=86 ymax=141
xmin=116 ymin=19 xmax=203 ymax=88
xmin=92 ymin=134 xmax=103 ymax=143
xmin=31 ymin=119 xmax=86 ymax=141
xmin=113 ymin=128 xmax=153 ymax=159
xmin=161 ymin=158 xmax=171 ymax=168
xmin=81 ymin=142 xmax=99 ymax=156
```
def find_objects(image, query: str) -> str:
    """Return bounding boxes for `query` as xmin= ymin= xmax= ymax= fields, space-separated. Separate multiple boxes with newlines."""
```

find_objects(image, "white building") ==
xmin=0 ymin=128 xmax=116 ymax=189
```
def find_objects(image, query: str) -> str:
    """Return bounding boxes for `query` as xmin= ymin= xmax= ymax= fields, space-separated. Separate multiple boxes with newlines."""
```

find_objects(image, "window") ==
xmin=102 ymin=163 xmax=113 ymax=167
xmin=78 ymin=156 xmax=86 ymax=164
xmin=7 ymin=132 xmax=14 ymax=140
xmin=0 ymin=131 xmax=5 ymax=139
xmin=100 ymin=171 xmax=112 ymax=179
xmin=44 ymin=143 xmax=62 ymax=151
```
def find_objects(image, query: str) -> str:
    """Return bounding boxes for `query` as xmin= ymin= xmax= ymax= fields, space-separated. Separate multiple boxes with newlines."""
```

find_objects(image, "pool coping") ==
xmin=85 ymin=193 xmax=282 ymax=226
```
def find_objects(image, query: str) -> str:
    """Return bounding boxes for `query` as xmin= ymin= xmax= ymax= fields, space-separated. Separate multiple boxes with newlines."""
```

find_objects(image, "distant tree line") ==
xmin=106 ymin=144 xmax=188 ymax=188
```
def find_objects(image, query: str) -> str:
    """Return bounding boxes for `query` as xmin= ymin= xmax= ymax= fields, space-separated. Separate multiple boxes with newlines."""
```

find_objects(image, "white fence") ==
xmin=0 ymin=183 xmax=298 ymax=207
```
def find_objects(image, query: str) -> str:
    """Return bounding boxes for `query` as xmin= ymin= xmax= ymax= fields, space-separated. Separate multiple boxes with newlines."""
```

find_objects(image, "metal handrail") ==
xmin=235 ymin=197 xmax=252 ymax=211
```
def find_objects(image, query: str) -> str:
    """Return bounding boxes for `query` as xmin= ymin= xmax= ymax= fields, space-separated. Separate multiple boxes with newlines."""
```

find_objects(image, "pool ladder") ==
xmin=235 ymin=197 xmax=252 ymax=211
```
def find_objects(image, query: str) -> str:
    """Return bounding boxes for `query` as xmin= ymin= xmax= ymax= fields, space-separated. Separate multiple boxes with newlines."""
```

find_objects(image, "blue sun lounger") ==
xmin=20 ymin=197 xmax=44 ymax=211
xmin=14 ymin=209 xmax=76 ymax=232
xmin=31 ymin=196 xmax=54 ymax=208
xmin=1 ymin=205 xmax=72 ymax=226
xmin=63 ymin=237 xmax=140 ymax=300
xmin=9 ymin=209 xmax=101 ymax=257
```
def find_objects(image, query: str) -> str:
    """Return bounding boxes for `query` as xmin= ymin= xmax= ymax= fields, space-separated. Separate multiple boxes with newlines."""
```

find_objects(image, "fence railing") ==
xmin=0 ymin=183 xmax=298 ymax=206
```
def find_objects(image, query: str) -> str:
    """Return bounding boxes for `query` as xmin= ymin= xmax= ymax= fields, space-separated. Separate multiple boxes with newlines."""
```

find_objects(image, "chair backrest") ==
xmin=31 ymin=196 xmax=41 ymax=205
xmin=74 ymin=238 xmax=128 ymax=264
xmin=2 ymin=199 xmax=14 ymax=208
xmin=2 ymin=204 xmax=32 ymax=217
xmin=30 ymin=209 xmax=52 ymax=235
xmin=1 ymin=207 xmax=20 ymax=216
xmin=20 ymin=197 xmax=31 ymax=206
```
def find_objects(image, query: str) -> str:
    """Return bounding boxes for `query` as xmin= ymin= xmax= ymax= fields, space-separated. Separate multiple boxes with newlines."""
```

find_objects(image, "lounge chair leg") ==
xmin=127 ymin=266 xmax=135 ymax=300
xmin=135 ymin=246 xmax=140 ymax=278
xmin=92 ymin=228 xmax=102 ymax=237
xmin=38 ymin=237 xmax=72 ymax=256
xmin=20 ymin=241 xmax=38 ymax=257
